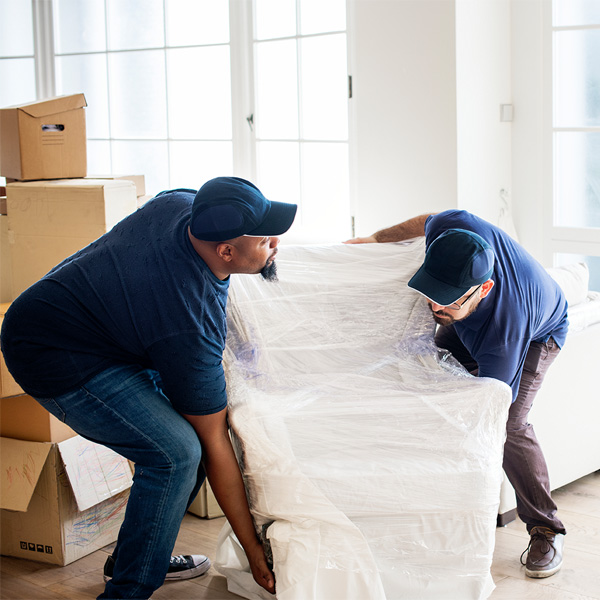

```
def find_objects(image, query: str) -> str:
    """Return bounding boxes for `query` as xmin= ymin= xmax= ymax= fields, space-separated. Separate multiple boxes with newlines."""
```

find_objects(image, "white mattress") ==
xmin=215 ymin=240 xmax=511 ymax=600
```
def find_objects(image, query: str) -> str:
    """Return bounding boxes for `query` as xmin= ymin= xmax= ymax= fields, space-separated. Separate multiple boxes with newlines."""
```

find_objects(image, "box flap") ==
xmin=58 ymin=436 xmax=133 ymax=512
xmin=8 ymin=178 xmax=133 ymax=191
xmin=15 ymin=94 xmax=87 ymax=118
xmin=0 ymin=437 xmax=52 ymax=512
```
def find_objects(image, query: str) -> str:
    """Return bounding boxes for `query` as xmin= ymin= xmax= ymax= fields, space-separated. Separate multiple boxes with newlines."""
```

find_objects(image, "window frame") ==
xmin=546 ymin=1 xmax=600 ymax=267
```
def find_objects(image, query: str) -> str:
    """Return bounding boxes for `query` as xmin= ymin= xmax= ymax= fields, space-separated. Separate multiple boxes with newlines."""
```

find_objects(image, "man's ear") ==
xmin=215 ymin=242 xmax=235 ymax=263
xmin=480 ymin=279 xmax=494 ymax=298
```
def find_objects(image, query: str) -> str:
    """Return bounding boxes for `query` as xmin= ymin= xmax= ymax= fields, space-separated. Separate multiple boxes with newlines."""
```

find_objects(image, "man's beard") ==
xmin=429 ymin=297 xmax=480 ymax=326
xmin=260 ymin=259 xmax=278 ymax=282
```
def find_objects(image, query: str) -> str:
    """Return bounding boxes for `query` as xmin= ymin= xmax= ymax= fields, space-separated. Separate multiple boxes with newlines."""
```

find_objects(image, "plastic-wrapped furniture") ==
xmin=216 ymin=240 xmax=512 ymax=600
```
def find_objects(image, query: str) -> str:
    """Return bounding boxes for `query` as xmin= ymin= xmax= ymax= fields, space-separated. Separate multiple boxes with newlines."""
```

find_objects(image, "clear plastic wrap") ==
xmin=215 ymin=239 xmax=512 ymax=600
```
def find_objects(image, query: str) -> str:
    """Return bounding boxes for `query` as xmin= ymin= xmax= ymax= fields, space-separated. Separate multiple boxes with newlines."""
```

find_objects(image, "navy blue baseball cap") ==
xmin=190 ymin=177 xmax=297 ymax=242
xmin=408 ymin=228 xmax=495 ymax=306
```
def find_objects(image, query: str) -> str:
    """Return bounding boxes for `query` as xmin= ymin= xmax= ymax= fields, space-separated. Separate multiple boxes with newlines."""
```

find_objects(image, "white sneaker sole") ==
xmin=103 ymin=557 xmax=211 ymax=583
xmin=165 ymin=558 xmax=211 ymax=581
xmin=525 ymin=561 xmax=562 ymax=578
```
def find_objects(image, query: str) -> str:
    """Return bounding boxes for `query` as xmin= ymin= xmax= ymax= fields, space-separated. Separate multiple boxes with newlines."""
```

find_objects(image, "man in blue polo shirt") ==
xmin=1 ymin=177 xmax=297 ymax=599
xmin=346 ymin=209 xmax=568 ymax=579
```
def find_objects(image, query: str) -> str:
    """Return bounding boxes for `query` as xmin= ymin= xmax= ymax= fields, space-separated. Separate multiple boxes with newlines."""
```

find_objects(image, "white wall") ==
xmin=510 ymin=0 xmax=548 ymax=263
xmin=348 ymin=0 xmax=513 ymax=239
xmin=456 ymin=0 xmax=512 ymax=227
xmin=348 ymin=0 xmax=458 ymax=236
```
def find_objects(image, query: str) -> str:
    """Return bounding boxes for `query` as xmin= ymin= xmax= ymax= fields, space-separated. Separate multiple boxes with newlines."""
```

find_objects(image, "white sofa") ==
xmin=216 ymin=240 xmax=512 ymax=600
xmin=498 ymin=263 xmax=600 ymax=524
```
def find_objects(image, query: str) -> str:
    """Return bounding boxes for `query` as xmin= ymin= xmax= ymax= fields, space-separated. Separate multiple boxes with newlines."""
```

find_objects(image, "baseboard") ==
xmin=497 ymin=508 xmax=517 ymax=527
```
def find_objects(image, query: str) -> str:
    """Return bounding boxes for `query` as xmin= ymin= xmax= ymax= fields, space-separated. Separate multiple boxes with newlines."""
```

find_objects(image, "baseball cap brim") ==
xmin=245 ymin=200 xmax=298 ymax=237
xmin=408 ymin=265 xmax=471 ymax=307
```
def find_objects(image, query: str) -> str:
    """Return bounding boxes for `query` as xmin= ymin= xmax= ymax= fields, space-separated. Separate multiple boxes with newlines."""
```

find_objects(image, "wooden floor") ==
xmin=1 ymin=471 xmax=599 ymax=600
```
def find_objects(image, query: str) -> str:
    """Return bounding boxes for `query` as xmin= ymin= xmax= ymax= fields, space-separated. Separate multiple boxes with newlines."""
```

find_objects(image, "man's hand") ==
xmin=246 ymin=541 xmax=276 ymax=594
xmin=182 ymin=408 xmax=276 ymax=594
xmin=343 ymin=235 xmax=377 ymax=244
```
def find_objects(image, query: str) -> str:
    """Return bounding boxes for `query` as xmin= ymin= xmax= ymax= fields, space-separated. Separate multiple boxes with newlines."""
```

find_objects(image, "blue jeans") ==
xmin=35 ymin=364 xmax=206 ymax=599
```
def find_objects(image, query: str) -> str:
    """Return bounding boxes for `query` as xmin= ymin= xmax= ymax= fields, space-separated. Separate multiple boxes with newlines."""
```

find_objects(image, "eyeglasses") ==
xmin=446 ymin=285 xmax=482 ymax=310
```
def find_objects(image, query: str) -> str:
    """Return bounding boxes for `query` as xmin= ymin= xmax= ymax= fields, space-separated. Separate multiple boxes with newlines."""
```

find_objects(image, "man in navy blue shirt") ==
xmin=346 ymin=209 xmax=568 ymax=579
xmin=1 ymin=177 xmax=297 ymax=599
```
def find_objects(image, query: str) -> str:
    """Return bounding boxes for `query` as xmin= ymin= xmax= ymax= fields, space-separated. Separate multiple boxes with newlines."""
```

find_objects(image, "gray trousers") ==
xmin=434 ymin=326 xmax=567 ymax=535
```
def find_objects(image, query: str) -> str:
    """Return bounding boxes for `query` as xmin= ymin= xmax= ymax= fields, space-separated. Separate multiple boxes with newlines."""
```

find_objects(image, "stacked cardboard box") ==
xmin=6 ymin=178 xmax=139 ymax=296
xmin=1 ymin=435 xmax=133 ymax=566
xmin=0 ymin=94 xmax=146 ymax=297
xmin=0 ymin=94 xmax=87 ymax=181
xmin=0 ymin=95 xmax=141 ymax=564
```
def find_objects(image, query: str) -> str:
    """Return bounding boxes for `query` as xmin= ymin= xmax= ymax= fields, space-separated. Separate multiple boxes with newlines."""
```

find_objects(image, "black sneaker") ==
xmin=103 ymin=554 xmax=211 ymax=583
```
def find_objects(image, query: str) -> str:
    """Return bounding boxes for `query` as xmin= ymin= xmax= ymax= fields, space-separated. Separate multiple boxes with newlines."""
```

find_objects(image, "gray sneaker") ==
xmin=520 ymin=526 xmax=564 ymax=578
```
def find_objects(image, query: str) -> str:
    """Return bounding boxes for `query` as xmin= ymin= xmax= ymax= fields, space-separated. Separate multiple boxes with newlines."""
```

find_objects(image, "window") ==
xmin=52 ymin=0 xmax=233 ymax=196
xmin=0 ymin=1 xmax=36 ymax=117
xmin=0 ymin=0 xmax=350 ymax=242
xmin=551 ymin=0 xmax=600 ymax=290
xmin=253 ymin=0 xmax=349 ymax=241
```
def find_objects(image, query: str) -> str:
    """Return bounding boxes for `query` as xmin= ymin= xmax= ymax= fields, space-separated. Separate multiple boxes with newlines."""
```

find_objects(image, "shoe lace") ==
xmin=170 ymin=555 xmax=187 ymax=566
xmin=519 ymin=528 xmax=555 ymax=566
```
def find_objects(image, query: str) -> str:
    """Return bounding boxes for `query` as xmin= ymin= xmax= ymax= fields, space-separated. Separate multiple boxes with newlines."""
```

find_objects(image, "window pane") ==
xmin=167 ymin=47 xmax=232 ymax=140
xmin=554 ymin=30 xmax=600 ymax=127
xmin=556 ymin=253 xmax=600 ymax=292
xmin=111 ymin=141 xmax=169 ymax=197
xmin=300 ymin=0 xmax=345 ymax=35
xmin=0 ymin=59 xmax=35 ymax=107
xmin=166 ymin=0 xmax=229 ymax=46
xmin=0 ymin=0 xmax=33 ymax=56
xmin=169 ymin=141 xmax=233 ymax=189
xmin=255 ymin=40 xmax=299 ymax=139
xmin=256 ymin=141 xmax=300 ymax=207
xmin=56 ymin=54 xmax=110 ymax=139
xmin=300 ymin=34 xmax=348 ymax=140
xmin=108 ymin=50 xmax=167 ymax=139
xmin=555 ymin=132 xmax=600 ymax=228
xmin=87 ymin=140 xmax=112 ymax=174
xmin=54 ymin=0 xmax=106 ymax=54
xmin=301 ymin=142 xmax=350 ymax=239
xmin=554 ymin=0 xmax=600 ymax=27
xmin=255 ymin=0 xmax=296 ymax=40
xmin=107 ymin=0 xmax=164 ymax=50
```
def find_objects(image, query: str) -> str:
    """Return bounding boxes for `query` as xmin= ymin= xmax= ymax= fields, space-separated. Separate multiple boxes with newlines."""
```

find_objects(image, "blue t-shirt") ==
xmin=426 ymin=210 xmax=569 ymax=401
xmin=0 ymin=189 xmax=229 ymax=415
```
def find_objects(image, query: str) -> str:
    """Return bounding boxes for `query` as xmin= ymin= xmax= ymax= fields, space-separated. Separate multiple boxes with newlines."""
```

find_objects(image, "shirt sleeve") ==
xmin=474 ymin=340 xmax=530 ymax=402
xmin=146 ymin=333 xmax=228 ymax=415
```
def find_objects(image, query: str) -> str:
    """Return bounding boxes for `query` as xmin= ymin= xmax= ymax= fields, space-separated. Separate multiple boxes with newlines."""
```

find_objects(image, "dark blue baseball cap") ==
xmin=408 ymin=228 xmax=495 ymax=306
xmin=190 ymin=177 xmax=297 ymax=241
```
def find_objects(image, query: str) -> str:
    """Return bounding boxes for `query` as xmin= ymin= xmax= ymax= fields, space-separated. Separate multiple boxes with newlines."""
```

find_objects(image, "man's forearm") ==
xmin=372 ymin=214 xmax=432 ymax=243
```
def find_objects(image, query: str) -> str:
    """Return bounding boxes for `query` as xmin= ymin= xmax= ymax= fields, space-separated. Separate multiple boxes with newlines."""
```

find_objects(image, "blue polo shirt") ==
xmin=0 ymin=190 xmax=229 ymax=416
xmin=426 ymin=210 xmax=569 ymax=401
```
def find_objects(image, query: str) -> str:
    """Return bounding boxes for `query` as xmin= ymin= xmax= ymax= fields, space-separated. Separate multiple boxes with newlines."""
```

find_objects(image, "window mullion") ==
xmin=32 ymin=0 xmax=56 ymax=99
xmin=230 ymin=0 xmax=256 ymax=181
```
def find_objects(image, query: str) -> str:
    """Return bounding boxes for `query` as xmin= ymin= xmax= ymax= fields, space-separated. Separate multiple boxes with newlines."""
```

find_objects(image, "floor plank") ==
xmin=1 ymin=472 xmax=598 ymax=599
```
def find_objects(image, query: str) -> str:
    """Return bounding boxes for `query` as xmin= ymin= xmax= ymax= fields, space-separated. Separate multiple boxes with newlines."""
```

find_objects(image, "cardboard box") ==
xmin=137 ymin=194 xmax=153 ymax=208
xmin=0 ymin=94 xmax=87 ymax=181
xmin=6 ymin=179 xmax=138 ymax=296
xmin=1 ymin=213 xmax=13 ymax=302
xmin=87 ymin=174 xmax=146 ymax=197
xmin=0 ymin=304 xmax=23 ymax=398
xmin=1 ymin=435 xmax=132 ymax=565
xmin=0 ymin=394 xmax=76 ymax=443
xmin=188 ymin=480 xmax=223 ymax=519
